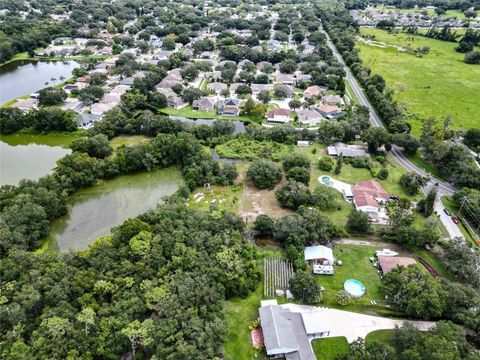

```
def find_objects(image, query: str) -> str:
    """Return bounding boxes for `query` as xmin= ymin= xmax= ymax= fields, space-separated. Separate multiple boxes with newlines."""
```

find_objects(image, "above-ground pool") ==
xmin=321 ymin=175 xmax=332 ymax=186
xmin=344 ymin=279 xmax=366 ymax=297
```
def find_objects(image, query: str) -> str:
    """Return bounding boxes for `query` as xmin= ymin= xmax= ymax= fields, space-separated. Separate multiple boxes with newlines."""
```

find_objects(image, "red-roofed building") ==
xmin=352 ymin=180 xmax=389 ymax=213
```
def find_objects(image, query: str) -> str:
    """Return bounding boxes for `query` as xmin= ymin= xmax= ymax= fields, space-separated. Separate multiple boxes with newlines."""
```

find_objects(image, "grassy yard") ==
xmin=357 ymin=28 xmax=480 ymax=135
xmin=365 ymin=329 xmax=396 ymax=345
xmin=160 ymin=105 xmax=261 ymax=123
xmin=312 ymin=337 xmax=349 ymax=360
xmin=110 ymin=135 xmax=149 ymax=149
xmin=217 ymin=138 xmax=293 ymax=161
xmin=188 ymin=184 xmax=243 ymax=213
xmin=223 ymin=249 xmax=284 ymax=360
xmin=296 ymin=143 xmax=423 ymax=201
xmin=319 ymin=244 xmax=385 ymax=308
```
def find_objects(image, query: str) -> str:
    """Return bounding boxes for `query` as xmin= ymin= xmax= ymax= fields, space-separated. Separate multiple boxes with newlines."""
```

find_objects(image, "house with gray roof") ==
xmin=259 ymin=302 xmax=317 ymax=360
xmin=192 ymin=97 xmax=215 ymax=112
xmin=207 ymin=82 xmax=228 ymax=94
xmin=296 ymin=109 xmax=324 ymax=126
xmin=217 ymin=98 xmax=240 ymax=116
xmin=327 ymin=143 xmax=369 ymax=157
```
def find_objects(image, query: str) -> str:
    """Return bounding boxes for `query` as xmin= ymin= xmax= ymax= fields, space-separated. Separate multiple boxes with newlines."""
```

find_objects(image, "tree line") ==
xmin=0 ymin=203 xmax=260 ymax=359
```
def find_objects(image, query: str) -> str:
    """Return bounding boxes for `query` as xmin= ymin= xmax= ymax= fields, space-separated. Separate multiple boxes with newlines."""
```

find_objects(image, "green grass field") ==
xmin=357 ymin=28 xmax=480 ymax=135
xmin=312 ymin=337 xmax=349 ymax=360
xmin=319 ymin=244 xmax=385 ymax=307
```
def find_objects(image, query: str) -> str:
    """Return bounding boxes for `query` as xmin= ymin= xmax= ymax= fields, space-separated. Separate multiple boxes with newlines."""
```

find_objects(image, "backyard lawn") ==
xmin=312 ymin=337 xmax=349 ymax=360
xmin=223 ymin=249 xmax=283 ymax=360
xmin=357 ymin=28 xmax=480 ymax=135
xmin=319 ymin=244 xmax=384 ymax=307
xmin=188 ymin=184 xmax=243 ymax=213
xmin=110 ymin=135 xmax=149 ymax=148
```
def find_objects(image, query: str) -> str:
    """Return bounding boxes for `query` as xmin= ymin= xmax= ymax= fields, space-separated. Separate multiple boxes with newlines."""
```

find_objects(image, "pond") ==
xmin=0 ymin=60 xmax=80 ymax=105
xmin=47 ymin=167 xmax=183 ymax=252
xmin=0 ymin=135 xmax=73 ymax=186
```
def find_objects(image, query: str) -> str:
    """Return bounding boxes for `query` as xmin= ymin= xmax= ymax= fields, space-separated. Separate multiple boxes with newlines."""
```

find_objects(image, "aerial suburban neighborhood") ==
xmin=0 ymin=0 xmax=479 ymax=359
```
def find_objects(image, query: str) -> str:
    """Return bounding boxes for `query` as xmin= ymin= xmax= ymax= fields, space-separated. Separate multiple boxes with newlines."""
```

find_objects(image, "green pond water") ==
xmin=0 ymin=134 xmax=77 ymax=186
xmin=47 ymin=167 xmax=183 ymax=252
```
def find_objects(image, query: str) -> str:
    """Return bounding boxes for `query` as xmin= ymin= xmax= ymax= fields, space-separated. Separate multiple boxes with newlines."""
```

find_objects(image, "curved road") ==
xmin=321 ymin=26 xmax=455 ymax=197
xmin=319 ymin=26 xmax=464 ymax=239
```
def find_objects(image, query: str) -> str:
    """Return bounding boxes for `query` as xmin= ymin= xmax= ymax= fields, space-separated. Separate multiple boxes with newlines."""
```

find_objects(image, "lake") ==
xmin=0 ymin=135 xmax=73 ymax=186
xmin=47 ymin=167 xmax=183 ymax=252
xmin=0 ymin=60 xmax=80 ymax=105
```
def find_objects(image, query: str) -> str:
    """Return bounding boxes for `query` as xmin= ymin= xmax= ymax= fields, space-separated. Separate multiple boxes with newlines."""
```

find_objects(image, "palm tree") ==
xmin=50 ymin=77 xmax=57 ymax=85
xmin=44 ymin=81 xmax=49 ymax=86
xmin=59 ymin=75 xmax=65 ymax=83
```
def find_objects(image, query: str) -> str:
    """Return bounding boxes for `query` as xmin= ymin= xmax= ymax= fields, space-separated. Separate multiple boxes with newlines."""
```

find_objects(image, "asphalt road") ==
xmin=319 ymin=26 xmax=464 ymax=239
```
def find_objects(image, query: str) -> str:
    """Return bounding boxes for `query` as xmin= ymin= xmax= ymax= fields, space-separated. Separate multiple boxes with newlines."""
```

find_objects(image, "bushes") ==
xmin=312 ymin=185 xmax=341 ymax=211
xmin=348 ymin=156 xmax=372 ymax=169
xmin=286 ymin=166 xmax=310 ymax=185
xmin=282 ymin=153 xmax=311 ymax=171
xmin=275 ymin=181 xmax=312 ymax=209
xmin=376 ymin=168 xmax=389 ymax=180
xmin=216 ymin=138 xmax=292 ymax=161
xmin=247 ymin=159 xmax=282 ymax=189
xmin=346 ymin=209 xmax=371 ymax=233
xmin=318 ymin=156 xmax=334 ymax=171
xmin=400 ymin=172 xmax=427 ymax=195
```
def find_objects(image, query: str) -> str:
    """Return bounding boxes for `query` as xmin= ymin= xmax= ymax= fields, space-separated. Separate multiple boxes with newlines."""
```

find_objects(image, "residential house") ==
xmin=251 ymin=84 xmax=271 ymax=95
xmin=275 ymin=73 xmax=295 ymax=85
xmin=217 ymin=98 xmax=240 ymax=116
xmin=210 ymin=71 xmax=222 ymax=81
xmin=256 ymin=61 xmax=272 ymax=71
xmin=12 ymin=98 xmax=39 ymax=111
xmin=229 ymin=83 xmax=244 ymax=95
xmin=90 ymin=102 xmax=116 ymax=116
xmin=192 ymin=97 xmax=215 ymax=112
xmin=352 ymin=180 xmax=389 ymax=213
xmin=208 ymin=82 xmax=228 ymax=94
xmin=303 ymin=85 xmax=327 ymax=99
xmin=378 ymin=256 xmax=416 ymax=275
xmin=315 ymin=104 xmax=344 ymax=119
xmin=110 ymin=84 xmax=131 ymax=96
xmin=167 ymin=93 xmax=187 ymax=109
xmin=259 ymin=301 xmax=318 ymax=360
xmin=296 ymin=109 xmax=324 ymax=126
xmin=327 ymin=143 xmax=369 ymax=157
xmin=152 ymin=50 xmax=173 ymax=61
xmin=200 ymin=51 xmax=214 ymax=59
xmin=274 ymin=84 xmax=295 ymax=98
xmin=322 ymin=94 xmax=345 ymax=106
xmin=304 ymin=245 xmax=335 ymax=275
xmin=266 ymin=108 xmax=293 ymax=123
xmin=295 ymin=72 xmax=312 ymax=83
xmin=267 ymin=39 xmax=282 ymax=52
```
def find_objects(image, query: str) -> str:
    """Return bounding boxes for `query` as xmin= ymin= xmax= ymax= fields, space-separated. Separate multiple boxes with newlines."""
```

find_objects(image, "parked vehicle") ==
xmin=444 ymin=208 xmax=451 ymax=216
xmin=452 ymin=217 xmax=459 ymax=224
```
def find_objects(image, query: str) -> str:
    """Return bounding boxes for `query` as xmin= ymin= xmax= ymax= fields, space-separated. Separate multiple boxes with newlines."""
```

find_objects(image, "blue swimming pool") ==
xmin=321 ymin=175 xmax=332 ymax=186
xmin=344 ymin=279 xmax=366 ymax=297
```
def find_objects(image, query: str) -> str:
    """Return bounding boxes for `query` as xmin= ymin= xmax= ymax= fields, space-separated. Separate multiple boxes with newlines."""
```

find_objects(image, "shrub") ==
xmin=377 ymin=168 xmax=389 ymax=180
xmin=282 ymin=153 xmax=310 ymax=171
xmin=312 ymin=185 xmax=341 ymax=211
xmin=349 ymin=156 xmax=372 ymax=169
xmin=254 ymin=214 xmax=275 ymax=236
xmin=336 ymin=290 xmax=351 ymax=306
xmin=346 ymin=209 xmax=371 ymax=233
xmin=286 ymin=166 xmax=310 ymax=185
xmin=247 ymin=159 xmax=282 ymax=189
xmin=318 ymin=156 xmax=334 ymax=171
xmin=275 ymin=181 xmax=312 ymax=209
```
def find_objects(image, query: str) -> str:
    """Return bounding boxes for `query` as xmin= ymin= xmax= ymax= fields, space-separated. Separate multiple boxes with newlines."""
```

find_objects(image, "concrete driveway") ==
xmin=281 ymin=304 xmax=435 ymax=343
